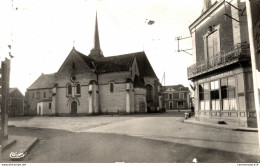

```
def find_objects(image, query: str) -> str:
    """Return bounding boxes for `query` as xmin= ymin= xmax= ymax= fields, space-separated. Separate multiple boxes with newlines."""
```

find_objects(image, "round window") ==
xmin=71 ymin=76 xmax=76 ymax=82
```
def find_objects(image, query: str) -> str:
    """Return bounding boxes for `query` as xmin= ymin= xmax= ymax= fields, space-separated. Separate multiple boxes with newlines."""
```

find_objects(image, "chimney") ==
xmin=202 ymin=0 xmax=212 ymax=13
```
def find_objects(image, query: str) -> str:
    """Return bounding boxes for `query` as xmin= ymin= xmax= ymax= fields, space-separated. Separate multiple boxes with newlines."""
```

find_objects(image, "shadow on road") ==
xmin=2 ymin=126 xmax=259 ymax=163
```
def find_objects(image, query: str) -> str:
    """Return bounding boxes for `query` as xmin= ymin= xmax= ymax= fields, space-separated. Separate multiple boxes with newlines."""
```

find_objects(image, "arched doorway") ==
xmin=71 ymin=101 xmax=77 ymax=115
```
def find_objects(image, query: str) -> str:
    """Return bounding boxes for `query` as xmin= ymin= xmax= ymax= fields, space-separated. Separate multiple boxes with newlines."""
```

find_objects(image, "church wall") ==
xmin=56 ymin=87 xmax=68 ymax=114
xmin=98 ymin=72 xmax=131 ymax=84
xmin=56 ymin=86 xmax=90 ymax=115
xmin=134 ymin=88 xmax=146 ymax=113
xmin=99 ymin=83 xmax=127 ymax=114
xmin=55 ymin=72 xmax=96 ymax=87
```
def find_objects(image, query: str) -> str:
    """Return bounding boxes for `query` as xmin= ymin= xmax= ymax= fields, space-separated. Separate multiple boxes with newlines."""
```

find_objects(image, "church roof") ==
xmin=27 ymin=73 xmax=55 ymax=90
xmin=74 ymin=49 xmax=157 ymax=78
xmin=134 ymin=52 xmax=157 ymax=78
xmin=95 ymin=53 xmax=135 ymax=73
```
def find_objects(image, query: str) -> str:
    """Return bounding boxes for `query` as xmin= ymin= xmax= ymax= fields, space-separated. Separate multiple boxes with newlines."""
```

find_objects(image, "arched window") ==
xmin=110 ymin=82 xmax=114 ymax=92
xmin=146 ymin=84 xmax=153 ymax=103
xmin=76 ymin=84 xmax=81 ymax=94
xmin=67 ymin=84 xmax=72 ymax=96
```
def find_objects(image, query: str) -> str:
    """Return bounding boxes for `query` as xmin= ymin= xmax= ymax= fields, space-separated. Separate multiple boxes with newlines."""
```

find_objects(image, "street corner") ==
xmin=2 ymin=135 xmax=39 ymax=162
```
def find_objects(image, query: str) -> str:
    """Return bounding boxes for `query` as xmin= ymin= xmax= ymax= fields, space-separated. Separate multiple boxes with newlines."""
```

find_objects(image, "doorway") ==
xmin=71 ymin=101 xmax=77 ymax=115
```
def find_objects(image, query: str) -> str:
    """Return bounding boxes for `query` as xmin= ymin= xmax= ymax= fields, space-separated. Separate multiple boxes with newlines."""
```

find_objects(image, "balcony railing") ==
xmin=187 ymin=42 xmax=250 ymax=79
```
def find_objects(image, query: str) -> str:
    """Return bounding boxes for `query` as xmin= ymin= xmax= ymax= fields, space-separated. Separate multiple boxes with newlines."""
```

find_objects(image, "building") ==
xmin=25 ymin=13 xmax=162 ymax=116
xmin=8 ymin=88 xmax=25 ymax=116
xmin=187 ymin=0 xmax=257 ymax=127
xmin=162 ymin=85 xmax=190 ymax=110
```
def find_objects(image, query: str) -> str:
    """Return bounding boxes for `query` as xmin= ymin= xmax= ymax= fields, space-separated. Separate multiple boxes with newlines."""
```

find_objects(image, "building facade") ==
xmin=8 ymin=88 xmax=25 ymax=116
xmin=187 ymin=0 xmax=257 ymax=127
xmin=162 ymin=85 xmax=190 ymax=110
xmin=25 ymin=14 xmax=162 ymax=116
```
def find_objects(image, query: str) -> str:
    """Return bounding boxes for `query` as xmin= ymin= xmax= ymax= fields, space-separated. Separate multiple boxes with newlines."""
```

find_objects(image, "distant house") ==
xmin=162 ymin=85 xmax=190 ymax=110
xmin=8 ymin=88 xmax=25 ymax=116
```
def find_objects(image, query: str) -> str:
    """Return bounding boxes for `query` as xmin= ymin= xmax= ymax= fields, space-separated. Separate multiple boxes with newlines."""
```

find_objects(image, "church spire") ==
xmin=89 ymin=11 xmax=104 ymax=59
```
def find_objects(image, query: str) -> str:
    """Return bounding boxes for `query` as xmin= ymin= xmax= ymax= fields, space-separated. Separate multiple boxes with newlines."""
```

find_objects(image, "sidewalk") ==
xmin=1 ymin=135 xmax=39 ymax=161
xmin=184 ymin=116 xmax=258 ymax=132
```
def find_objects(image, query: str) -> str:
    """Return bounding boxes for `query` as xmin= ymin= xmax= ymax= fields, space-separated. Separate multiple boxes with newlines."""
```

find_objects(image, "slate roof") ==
xmin=9 ymin=87 xmax=24 ymax=97
xmin=95 ymin=53 xmax=134 ymax=73
xmin=75 ymin=49 xmax=157 ymax=78
xmin=9 ymin=88 xmax=17 ymax=94
xmin=163 ymin=84 xmax=189 ymax=91
xmin=28 ymin=49 xmax=158 ymax=91
xmin=27 ymin=73 xmax=55 ymax=90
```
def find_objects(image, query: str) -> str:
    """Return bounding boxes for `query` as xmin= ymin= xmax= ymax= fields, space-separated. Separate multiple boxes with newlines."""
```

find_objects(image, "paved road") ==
xmin=3 ymin=111 xmax=260 ymax=163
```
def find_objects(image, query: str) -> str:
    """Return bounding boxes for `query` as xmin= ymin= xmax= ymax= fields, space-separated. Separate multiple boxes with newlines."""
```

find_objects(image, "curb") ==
xmin=10 ymin=137 xmax=39 ymax=161
xmin=184 ymin=118 xmax=258 ymax=132
xmin=1 ymin=139 xmax=17 ymax=152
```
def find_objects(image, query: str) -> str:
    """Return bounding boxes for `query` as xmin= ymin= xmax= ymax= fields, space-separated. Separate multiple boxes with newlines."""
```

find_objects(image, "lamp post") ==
xmin=246 ymin=0 xmax=260 ymax=147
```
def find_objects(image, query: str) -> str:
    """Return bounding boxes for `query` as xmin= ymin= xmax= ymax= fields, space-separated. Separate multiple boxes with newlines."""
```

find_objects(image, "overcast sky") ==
xmin=0 ymin=0 xmax=202 ymax=94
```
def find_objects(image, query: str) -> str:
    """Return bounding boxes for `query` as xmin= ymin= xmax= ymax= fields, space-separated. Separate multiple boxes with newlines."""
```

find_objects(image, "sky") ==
xmin=0 ymin=0 xmax=202 ymax=94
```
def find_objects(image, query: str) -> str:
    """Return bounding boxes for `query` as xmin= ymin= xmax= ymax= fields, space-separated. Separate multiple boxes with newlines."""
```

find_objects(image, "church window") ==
xmin=43 ymin=92 xmax=46 ymax=98
xmin=110 ymin=82 xmax=114 ymax=92
xmin=72 ymin=62 xmax=75 ymax=70
xmin=146 ymin=84 xmax=153 ymax=103
xmin=49 ymin=103 xmax=51 ymax=109
xmin=67 ymin=84 xmax=72 ymax=96
xmin=76 ymin=83 xmax=81 ymax=95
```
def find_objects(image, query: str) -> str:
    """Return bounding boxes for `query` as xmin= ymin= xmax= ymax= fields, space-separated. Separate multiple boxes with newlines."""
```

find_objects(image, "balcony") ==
xmin=187 ymin=42 xmax=250 ymax=79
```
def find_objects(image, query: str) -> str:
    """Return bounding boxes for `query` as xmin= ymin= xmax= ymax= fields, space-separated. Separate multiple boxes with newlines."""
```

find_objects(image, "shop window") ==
xmin=210 ymin=80 xmax=220 ymax=110
xmin=245 ymin=72 xmax=255 ymax=110
xmin=178 ymin=101 xmax=184 ymax=108
xmin=221 ymin=77 xmax=237 ymax=110
xmin=199 ymin=83 xmax=210 ymax=110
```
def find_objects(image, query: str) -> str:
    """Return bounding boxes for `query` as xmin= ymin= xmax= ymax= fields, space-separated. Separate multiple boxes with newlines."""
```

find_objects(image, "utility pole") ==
xmin=0 ymin=58 xmax=11 ymax=145
xmin=246 ymin=0 xmax=260 ymax=147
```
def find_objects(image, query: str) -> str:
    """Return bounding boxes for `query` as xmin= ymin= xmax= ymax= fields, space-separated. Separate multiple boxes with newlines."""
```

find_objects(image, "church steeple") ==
xmin=89 ymin=11 xmax=104 ymax=59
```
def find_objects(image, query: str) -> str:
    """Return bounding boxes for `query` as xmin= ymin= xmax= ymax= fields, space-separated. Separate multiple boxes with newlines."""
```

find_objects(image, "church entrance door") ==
xmin=71 ymin=101 xmax=77 ymax=115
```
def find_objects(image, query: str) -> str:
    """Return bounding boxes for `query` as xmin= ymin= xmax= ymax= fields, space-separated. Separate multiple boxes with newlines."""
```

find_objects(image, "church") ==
xmin=25 ymin=13 xmax=162 ymax=116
